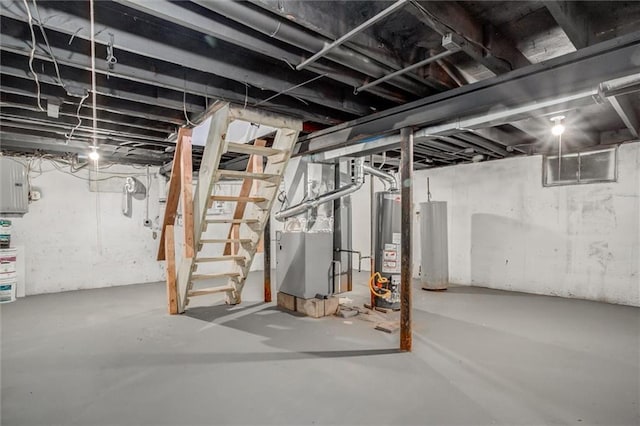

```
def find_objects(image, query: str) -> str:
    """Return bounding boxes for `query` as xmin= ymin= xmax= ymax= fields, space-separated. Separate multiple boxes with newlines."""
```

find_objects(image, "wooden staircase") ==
xmin=158 ymin=103 xmax=301 ymax=314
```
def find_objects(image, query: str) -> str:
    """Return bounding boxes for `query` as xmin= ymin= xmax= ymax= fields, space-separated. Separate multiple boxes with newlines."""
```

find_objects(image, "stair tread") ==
xmin=188 ymin=285 xmax=235 ymax=297
xmin=205 ymin=218 xmax=259 ymax=224
xmin=216 ymin=170 xmax=280 ymax=180
xmin=210 ymin=195 xmax=267 ymax=203
xmin=191 ymin=272 xmax=241 ymax=281
xmin=200 ymin=238 xmax=252 ymax=244
xmin=226 ymin=142 xmax=284 ymax=157
xmin=195 ymin=256 xmax=245 ymax=263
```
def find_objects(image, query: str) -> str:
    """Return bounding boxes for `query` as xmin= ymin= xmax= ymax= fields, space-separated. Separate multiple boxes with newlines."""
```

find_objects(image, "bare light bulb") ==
xmin=551 ymin=123 xmax=565 ymax=136
xmin=550 ymin=115 xmax=565 ymax=136
xmin=88 ymin=148 xmax=100 ymax=161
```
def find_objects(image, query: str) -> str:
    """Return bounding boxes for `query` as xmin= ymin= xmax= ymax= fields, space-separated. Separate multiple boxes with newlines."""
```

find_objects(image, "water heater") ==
xmin=372 ymin=191 xmax=401 ymax=309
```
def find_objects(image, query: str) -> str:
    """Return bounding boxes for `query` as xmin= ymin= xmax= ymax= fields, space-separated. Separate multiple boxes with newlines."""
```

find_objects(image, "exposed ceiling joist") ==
xmin=115 ymin=0 xmax=412 ymax=103
xmin=408 ymin=0 xmax=531 ymax=74
xmin=0 ymin=25 xmax=345 ymax=126
xmin=0 ymin=84 xmax=185 ymax=126
xmin=0 ymin=1 xmax=375 ymax=118
xmin=606 ymin=95 xmax=640 ymax=138
xmin=297 ymin=33 xmax=640 ymax=156
xmin=245 ymin=0 xmax=451 ymax=92
xmin=543 ymin=1 xmax=591 ymax=49
xmin=0 ymin=132 xmax=168 ymax=164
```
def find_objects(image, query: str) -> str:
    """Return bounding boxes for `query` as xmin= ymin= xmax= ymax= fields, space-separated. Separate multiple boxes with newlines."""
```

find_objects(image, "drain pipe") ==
xmin=363 ymin=164 xmax=398 ymax=191
xmin=275 ymin=159 xmax=365 ymax=221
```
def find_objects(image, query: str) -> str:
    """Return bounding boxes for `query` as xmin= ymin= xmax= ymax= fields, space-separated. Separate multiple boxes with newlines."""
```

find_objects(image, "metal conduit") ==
xmin=296 ymin=0 xmax=410 ymax=70
xmin=357 ymin=49 xmax=456 ymax=93
xmin=193 ymin=0 xmax=427 ymax=95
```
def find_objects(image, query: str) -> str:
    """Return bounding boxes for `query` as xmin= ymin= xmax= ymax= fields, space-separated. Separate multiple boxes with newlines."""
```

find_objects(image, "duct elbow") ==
xmin=363 ymin=164 xmax=397 ymax=191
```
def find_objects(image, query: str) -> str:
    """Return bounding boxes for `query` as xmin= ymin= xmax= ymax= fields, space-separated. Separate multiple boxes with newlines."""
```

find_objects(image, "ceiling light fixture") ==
xmin=88 ymin=147 xmax=100 ymax=161
xmin=550 ymin=115 xmax=565 ymax=136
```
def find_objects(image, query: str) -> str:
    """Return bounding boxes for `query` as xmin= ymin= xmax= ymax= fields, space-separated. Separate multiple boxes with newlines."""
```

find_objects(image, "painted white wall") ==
xmin=351 ymin=142 xmax=640 ymax=306
xmin=10 ymin=160 xmax=166 ymax=295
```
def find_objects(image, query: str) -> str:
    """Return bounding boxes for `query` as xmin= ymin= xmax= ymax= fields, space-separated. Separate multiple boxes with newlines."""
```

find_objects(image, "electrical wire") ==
xmin=22 ymin=0 xmax=44 ymax=111
xmin=183 ymin=79 xmax=196 ymax=126
xmin=89 ymin=0 xmax=98 ymax=151
xmin=254 ymin=73 xmax=327 ymax=107
xmin=65 ymin=92 xmax=89 ymax=144
xmin=410 ymin=0 xmax=514 ymax=71
xmin=31 ymin=0 xmax=65 ymax=89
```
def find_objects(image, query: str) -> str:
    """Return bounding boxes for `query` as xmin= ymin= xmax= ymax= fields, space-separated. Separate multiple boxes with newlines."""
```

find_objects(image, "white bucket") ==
xmin=0 ymin=274 xmax=16 ymax=303
xmin=0 ymin=248 xmax=17 ymax=273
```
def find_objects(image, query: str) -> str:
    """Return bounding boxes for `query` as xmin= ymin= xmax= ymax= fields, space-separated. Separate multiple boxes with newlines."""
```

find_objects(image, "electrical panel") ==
xmin=0 ymin=158 xmax=29 ymax=216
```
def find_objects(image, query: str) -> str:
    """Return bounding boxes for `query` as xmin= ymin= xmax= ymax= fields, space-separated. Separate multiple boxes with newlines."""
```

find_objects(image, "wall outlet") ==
xmin=29 ymin=190 xmax=41 ymax=201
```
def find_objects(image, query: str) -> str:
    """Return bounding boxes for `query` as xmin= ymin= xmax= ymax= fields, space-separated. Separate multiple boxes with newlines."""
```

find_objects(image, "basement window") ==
xmin=543 ymin=147 xmax=617 ymax=186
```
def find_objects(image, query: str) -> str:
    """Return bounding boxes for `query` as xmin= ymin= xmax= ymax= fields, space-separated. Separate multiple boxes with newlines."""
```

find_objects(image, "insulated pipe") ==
xmin=275 ymin=159 xmax=365 ymax=221
xmin=362 ymin=164 xmax=398 ymax=191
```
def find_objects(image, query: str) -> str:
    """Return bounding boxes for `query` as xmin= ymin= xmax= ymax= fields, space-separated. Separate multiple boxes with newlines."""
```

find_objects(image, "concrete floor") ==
xmin=1 ymin=272 xmax=638 ymax=425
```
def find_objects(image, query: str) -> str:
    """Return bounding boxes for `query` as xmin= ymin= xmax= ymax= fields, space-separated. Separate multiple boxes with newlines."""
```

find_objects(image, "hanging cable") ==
xmin=410 ymin=1 xmax=514 ymax=71
xmin=254 ymin=73 xmax=327 ymax=107
xmin=89 ymin=0 xmax=102 ymax=254
xmin=89 ymin=0 xmax=98 ymax=151
xmin=243 ymin=81 xmax=249 ymax=110
xmin=378 ymin=152 xmax=386 ymax=170
xmin=64 ymin=92 xmax=89 ymax=144
xmin=23 ymin=0 xmax=44 ymax=111
xmin=31 ymin=0 xmax=65 ymax=89
xmin=182 ymin=78 xmax=196 ymax=126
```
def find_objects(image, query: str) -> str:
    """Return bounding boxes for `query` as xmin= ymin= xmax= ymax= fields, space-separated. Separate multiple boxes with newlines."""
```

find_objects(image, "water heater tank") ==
xmin=420 ymin=201 xmax=449 ymax=290
xmin=373 ymin=191 xmax=401 ymax=309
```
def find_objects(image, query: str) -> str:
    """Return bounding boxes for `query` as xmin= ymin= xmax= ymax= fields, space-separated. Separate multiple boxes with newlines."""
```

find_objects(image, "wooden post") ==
xmin=165 ymin=225 xmax=179 ymax=314
xmin=263 ymin=217 xmax=272 ymax=303
xmin=181 ymin=134 xmax=194 ymax=258
xmin=157 ymin=135 xmax=183 ymax=260
xmin=400 ymin=127 xmax=413 ymax=352
xmin=157 ymin=127 xmax=192 ymax=260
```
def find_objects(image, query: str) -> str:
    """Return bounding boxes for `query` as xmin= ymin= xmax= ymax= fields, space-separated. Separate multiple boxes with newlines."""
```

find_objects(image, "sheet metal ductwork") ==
xmin=275 ymin=159 xmax=365 ymax=221
xmin=274 ymin=160 xmax=398 ymax=221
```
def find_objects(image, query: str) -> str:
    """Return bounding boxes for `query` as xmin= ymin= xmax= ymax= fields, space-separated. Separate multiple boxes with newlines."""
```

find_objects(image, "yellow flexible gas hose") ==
xmin=369 ymin=272 xmax=391 ymax=300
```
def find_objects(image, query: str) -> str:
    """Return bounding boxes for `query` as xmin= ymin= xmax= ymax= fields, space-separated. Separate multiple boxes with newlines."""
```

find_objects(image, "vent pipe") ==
xmin=275 ymin=159 xmax=365 ymax=221
xmin=362 ymin=164 xmax=397 ymax=191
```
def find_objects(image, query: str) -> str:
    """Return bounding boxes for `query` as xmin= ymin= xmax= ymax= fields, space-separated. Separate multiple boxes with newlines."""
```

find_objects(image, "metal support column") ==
xmin=369 ymin=154 xmax=376 ymax=307
xmin=400 ymin=127 xmax=413 ymax=352
xmin=264 ymin=217 xmax=272 ymax=303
